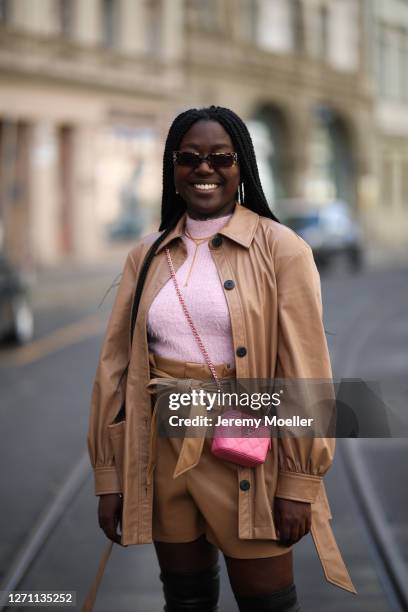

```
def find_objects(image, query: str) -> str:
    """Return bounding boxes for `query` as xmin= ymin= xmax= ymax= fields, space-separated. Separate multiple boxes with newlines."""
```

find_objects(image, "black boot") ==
xmin=159 ymin=563 xmax=220 ymax=612
xmin=234 ymin=583 xmax=300 ymax=612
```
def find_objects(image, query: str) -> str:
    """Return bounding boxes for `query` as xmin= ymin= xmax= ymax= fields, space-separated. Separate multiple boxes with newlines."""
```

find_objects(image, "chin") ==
xmin=187 ymin=200 xmax=218 ymax=214
xmin=193 ymin=199 xmax=232 ymax=213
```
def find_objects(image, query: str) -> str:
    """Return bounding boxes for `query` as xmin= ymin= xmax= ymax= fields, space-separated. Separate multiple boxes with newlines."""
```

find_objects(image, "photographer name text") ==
xmin=168 ymin=415 xmax=314 ymax=428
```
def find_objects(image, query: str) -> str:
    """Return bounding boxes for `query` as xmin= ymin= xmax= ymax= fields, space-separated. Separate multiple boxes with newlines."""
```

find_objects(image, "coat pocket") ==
xmin=107 ymin=420 xmax=125 ymax=491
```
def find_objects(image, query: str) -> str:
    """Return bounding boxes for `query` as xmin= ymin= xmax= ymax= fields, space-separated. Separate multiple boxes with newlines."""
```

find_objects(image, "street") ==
xmin=0 ymin=261 xmax=407 ymax=612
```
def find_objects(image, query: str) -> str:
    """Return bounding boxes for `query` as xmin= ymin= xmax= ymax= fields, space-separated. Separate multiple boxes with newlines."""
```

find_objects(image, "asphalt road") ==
xmin=0 ymin=260 xmax=407 ymax=612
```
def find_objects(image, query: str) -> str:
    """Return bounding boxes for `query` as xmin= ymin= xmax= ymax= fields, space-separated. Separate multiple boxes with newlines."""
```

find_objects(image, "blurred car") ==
xmin=281 ymin=201 xmax=363 ymax=271
xmin=0 ymin=255 xmax=34 ymax=344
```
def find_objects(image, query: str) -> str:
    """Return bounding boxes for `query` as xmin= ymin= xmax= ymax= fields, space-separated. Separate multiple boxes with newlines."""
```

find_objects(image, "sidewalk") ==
xmin=30 ymin=244 xmax=131 ymax=311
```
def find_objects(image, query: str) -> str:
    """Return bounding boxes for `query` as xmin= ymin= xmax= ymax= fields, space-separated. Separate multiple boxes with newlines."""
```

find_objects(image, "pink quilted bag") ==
xmin=165 ymin=248 xmax=272 ymax=468
xmin=211 ymin=409 xmax=271 ymax=467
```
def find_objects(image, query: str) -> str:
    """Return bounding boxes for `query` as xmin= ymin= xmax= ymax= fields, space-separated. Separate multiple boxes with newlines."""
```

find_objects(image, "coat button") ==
xmin=236 ymin=346 xmax=247 ymax=357
xmin=211 ymin=234 xmax=223 ymax=248
xmin=224 ymin=279 xmax=235 ymax=290
xmin=240 ymin=479 xmax=250 ymax=491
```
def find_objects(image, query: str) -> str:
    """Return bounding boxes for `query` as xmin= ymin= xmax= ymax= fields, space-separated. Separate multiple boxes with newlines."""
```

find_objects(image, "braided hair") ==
xmin=159 ymin=105 xmax=280 ymax=231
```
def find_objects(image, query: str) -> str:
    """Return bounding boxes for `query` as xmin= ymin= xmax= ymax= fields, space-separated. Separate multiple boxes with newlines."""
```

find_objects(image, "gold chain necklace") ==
xmin=183 ymin=228 xmax=214 ymax=287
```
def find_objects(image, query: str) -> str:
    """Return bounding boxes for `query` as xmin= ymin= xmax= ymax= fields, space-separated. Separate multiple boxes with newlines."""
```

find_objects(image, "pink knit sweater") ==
xmin=147 ymin=213 xmax=235 ymax=367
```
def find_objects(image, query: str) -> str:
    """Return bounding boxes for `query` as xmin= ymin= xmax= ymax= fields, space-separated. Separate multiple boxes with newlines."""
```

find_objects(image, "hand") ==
xmin=273 ymin=498 xmax=312 ymax=546
xmin=98 ymin=493 xmax=124 ymax=545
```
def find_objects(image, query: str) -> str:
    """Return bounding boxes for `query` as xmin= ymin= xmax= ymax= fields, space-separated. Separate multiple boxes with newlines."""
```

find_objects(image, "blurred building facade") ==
xmin=0 ymin=0 xmax=404 ymax=269
xmin=368 ymin=0 xmax=408 ymax=249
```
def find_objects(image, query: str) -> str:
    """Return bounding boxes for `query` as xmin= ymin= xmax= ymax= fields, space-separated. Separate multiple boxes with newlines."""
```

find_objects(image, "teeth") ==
xmin=193 ymin=184 xmax=219 ymax=190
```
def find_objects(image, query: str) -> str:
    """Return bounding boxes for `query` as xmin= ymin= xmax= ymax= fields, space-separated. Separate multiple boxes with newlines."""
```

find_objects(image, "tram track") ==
xmin=0 ymin=455 xmax=91 ymax=610
xmin=0 ymin=312 xmax=100 ymax=610
xmin=331 ymin=287 xmax=408 ymax=612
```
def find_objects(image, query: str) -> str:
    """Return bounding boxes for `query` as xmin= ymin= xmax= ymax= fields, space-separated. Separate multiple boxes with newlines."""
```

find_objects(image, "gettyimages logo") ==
xmin=167 ymin=388 xmax=283 ymax=411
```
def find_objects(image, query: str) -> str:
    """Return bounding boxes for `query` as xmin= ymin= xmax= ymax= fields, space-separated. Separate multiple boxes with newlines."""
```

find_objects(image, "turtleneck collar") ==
xmin=184 ymin=211 xmax=233 ymax=239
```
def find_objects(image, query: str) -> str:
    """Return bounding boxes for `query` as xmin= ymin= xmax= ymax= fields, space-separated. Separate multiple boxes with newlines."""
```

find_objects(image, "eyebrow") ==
xmin=180 ymin=143 xmax=233 ymax=150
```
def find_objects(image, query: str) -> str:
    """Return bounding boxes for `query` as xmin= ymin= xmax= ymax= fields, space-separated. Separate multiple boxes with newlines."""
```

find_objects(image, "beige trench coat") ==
xmin=87 ymin=202 xmax=356 ymax=594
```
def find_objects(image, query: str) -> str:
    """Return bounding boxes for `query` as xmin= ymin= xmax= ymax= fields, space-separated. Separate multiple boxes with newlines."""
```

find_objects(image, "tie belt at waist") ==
xmin=146 ymin=352 xmax=236 ymax=483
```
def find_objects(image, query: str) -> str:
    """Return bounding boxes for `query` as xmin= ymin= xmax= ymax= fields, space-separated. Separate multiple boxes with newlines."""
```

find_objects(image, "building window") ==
xmin=377 ymin=24 xmax=408 ymax=101
xmin=59 ymin=0 xmax=73 ymax=37
xmin=290 ymin=0 xmax=304 ymax=53
xmin=381 ymin=156 xmax=393 ymax=207
xmin=0 ymin=0 xmax=10 ymax=23
xmin=190 ymin=0 xmax=218 ymax=32
xmin=318 ymin=4 xmax=329 ymax=59
xmin=101 ymin=0 xmax=118 ymax=48
xmin=389 ymin=27 xmax=400 ymax=100
xmin=239 ymin=0 xmax=258 ymax=43
xmin=378 ymin=24 xmax=390 ymax=97
xmin=400 ymin=29 xmax=408 ymax=102
xmin=402 ymin=159 xmax=408 ymax=206
xmin=145 ymin=0 xmax=162 ymax=54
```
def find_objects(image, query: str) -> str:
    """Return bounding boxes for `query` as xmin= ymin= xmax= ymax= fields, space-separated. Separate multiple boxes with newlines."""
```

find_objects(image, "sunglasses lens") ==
xmin=210 ymin=154 xmax=235 ymax=168
xmin=175 ymin=152 xmax=200 ymax=167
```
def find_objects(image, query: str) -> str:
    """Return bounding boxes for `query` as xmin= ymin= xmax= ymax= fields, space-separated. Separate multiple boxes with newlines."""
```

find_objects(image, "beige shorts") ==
xmin=150 ymin=353 xmax=292 ymax=559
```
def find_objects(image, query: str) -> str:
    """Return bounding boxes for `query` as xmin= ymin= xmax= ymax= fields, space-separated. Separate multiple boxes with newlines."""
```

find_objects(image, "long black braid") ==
xmin=159 ymin=105 xmax=280 ymax=231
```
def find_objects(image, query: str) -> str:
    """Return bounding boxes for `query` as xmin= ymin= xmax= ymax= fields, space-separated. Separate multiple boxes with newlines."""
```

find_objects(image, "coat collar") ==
xmin=155 ymin=202 xmax=259 ymax=254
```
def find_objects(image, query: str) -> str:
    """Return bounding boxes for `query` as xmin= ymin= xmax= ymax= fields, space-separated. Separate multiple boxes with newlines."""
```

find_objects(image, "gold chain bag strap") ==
xmin=165 ymin=247 xmax=271 ymax=468
xmin=165 ymin=246 xmax=222 ymax=389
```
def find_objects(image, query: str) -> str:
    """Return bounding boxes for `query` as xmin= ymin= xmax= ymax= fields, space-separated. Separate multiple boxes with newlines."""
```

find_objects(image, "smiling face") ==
xmin=174 ymin=120 xmax=240 ymax=220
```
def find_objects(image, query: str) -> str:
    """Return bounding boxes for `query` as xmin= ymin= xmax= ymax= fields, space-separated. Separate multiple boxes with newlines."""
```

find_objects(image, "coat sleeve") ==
xmin=87 ymin=249 xmax=140 ymax=495
xmin=274 ymin=244 xmax=335 ymax=504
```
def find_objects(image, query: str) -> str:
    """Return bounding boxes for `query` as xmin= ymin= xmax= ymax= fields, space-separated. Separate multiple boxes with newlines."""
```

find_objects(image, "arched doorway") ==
xmin=248 ymin=104 xmax=292 ymax=210
xmin=307 ymin=105 xmax=356 ymax=207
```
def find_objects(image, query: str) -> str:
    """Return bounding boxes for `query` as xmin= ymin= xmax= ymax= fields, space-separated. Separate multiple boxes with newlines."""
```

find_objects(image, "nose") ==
xmin=195 ymin=159 xmax=214 ymax=173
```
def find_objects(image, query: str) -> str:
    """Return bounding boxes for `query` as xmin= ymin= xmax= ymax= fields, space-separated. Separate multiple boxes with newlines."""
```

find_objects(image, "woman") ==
xmin=87 ymin=106 xmax=356 ymax=611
